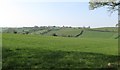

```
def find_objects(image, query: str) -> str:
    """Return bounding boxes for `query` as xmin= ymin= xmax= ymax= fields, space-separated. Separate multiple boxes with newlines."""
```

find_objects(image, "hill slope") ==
xmin=2 ymin=33 xmax=118 ymax=69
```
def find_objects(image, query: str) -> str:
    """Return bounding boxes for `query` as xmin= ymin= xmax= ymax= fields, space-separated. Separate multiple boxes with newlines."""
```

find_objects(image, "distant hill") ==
xmin=2 ymin=27 xmax=118 ymax=39
xmin=92 ymin=27 xmax=118 ymax=32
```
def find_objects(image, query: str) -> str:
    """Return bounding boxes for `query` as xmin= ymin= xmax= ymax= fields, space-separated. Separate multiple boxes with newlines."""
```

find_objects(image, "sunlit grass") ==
xmin=2 ymin=33 xmax=118 ymax=69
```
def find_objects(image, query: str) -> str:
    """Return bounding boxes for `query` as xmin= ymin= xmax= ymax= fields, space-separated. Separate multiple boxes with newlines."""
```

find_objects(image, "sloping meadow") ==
xmin=2 ymin=33 xmax=119 ymax=69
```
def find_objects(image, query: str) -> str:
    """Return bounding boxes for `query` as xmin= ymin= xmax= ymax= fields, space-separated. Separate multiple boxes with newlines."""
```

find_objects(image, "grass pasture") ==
xmin=2 ymin=33 xmax=118 ymax=69
xmin=44 ymin=28 xmax=82 ymax=36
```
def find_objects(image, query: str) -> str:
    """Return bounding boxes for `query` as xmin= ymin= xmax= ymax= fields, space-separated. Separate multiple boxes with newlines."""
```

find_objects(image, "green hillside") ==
xmin=2 ymin=27 xmax=118 ymax=38
xmin=80 ymin=30 xmax=117 ymax=39
xmin=44 ymin=28 xmax=82 ymax=36
xmin=3 ymin=34 xmax=118 ymax=55
xmin=2 ymin=27 xmax=119 ymax=69
xmin=93 ymin=27 xmax=118 ymax=32
xmin=2 ymin=33 xmax=118 ymax=69
xmin=42 ymin=27 xmax=118 ymax=39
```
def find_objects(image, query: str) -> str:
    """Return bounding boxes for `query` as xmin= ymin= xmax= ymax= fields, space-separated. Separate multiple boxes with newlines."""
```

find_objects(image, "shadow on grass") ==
xmin=2 ymin=47 xmax=119 ymax=70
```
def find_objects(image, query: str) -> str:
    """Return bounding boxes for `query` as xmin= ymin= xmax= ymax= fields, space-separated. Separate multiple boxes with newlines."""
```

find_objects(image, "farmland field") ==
xmin=2 ymin=27 xmax=119 ymax=69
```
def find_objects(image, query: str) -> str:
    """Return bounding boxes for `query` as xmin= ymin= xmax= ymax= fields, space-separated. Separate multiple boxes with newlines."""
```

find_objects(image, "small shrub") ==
xmin=52 ymin=33 xmax=57 ymax=36
xmin=13 ymin=31 xmax=17 ymax=34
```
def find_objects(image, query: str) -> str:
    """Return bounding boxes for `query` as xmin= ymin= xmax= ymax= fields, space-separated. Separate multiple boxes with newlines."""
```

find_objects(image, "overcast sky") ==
xmin=0 ymin=0 xmax=118 ymax=28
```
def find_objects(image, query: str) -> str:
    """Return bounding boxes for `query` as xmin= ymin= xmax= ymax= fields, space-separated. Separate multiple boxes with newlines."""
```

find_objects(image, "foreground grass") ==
xmin=2 ymin=33 xmax=118 ymax=69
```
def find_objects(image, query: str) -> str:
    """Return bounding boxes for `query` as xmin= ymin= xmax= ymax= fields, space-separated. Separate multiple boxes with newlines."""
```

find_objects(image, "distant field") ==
xmin=93 ymin=27 xmax=118 ymax=32
xmin=2 ymin=27 xmax=118 ymax=37
xmin=80 ymin=30 xmax=117 ymax=38
xmin=2 ymin=32 xmax=118 ymax=69
xmin=43 ymin=28 xmax=81 ymax=36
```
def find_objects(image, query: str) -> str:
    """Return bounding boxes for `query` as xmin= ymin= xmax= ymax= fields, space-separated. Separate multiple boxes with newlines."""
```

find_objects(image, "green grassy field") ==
xmin=43 ymin=28 xmax=81 ymax=36
xmin=93 ymin=27 xmax=118 ymax=32
xmin=2 ymin=31 xmax=118 ymax=69
xmin=80 ymin=30 xmax=117 ymax=39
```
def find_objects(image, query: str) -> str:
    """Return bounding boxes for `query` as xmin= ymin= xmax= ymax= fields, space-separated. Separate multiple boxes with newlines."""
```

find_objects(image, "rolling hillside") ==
xmin=2 ymin=27 xmax=119 ymax=69
xmin=2 ymin=33 xmax=118 ymax=69
xmin=2 ymin=27 xmax=118 ymax=38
